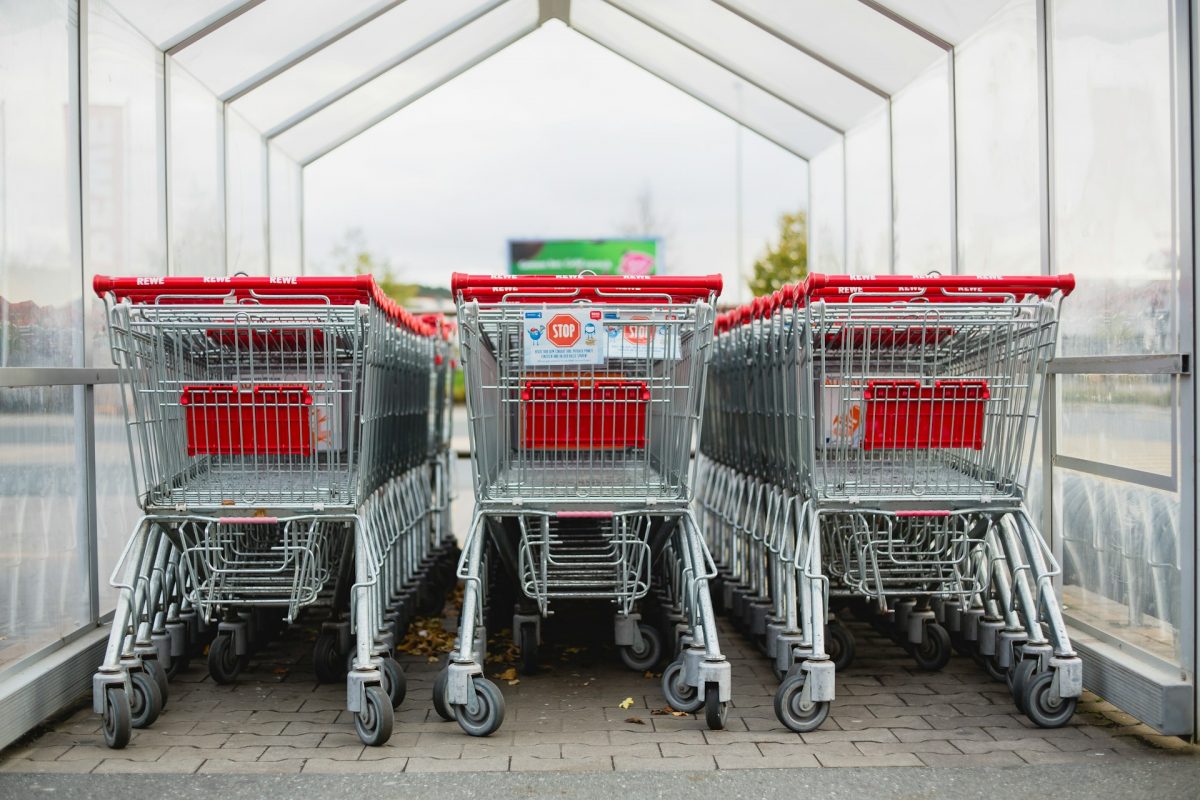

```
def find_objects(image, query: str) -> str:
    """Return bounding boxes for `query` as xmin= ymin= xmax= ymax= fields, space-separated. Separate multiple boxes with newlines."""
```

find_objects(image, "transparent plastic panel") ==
xmin=94 ymin=381 xmax=142 ymax=614
xmin=168 ymin=62 xmax=226 ymax=276
xmin=571 ymin=0 xmax=836 ymax=159
xmin=955 ymin=0 xmax=1040 ymax=275
xmin=605 ymin=0 xmax=884 ymax=131
xmin=0 ymin=0 xmax=84 ymax=369
xmin=268 ymin=146 xmax=302 ymax=275
xmin=0 ymin=387 xmax=87 ymax=669
xmin=809 ymin=141 xmax=845 ymax=274
xmin=234 ymin=0 xmax=502 ymax=134
xmin=1057 ymin=374 xmax=1174 ymax=477
xmin=719 ymin=0 xmax=943 ymax=95
xmin=108 ymin=0 xmax=247 ymax=49
xmin=1051 ymin=0 xmax=1176 ymax=356
xmin=872 ymin=0 xmax=1011 ymax=45
xmin=275 ymin=0 xmax=539 ymax=164
xmin=844 ymin=109 xmax=890 ymax=274
xmin=225 ymin=111 xmax=268 ymax=273
xmin=173 ymin=0 xmax=386 ymax=99
xmin=88 ymin=0 xmax=168 ymax=365
xmin=890 ymin=58 xmax=952 ymax=274
xmin=1055 ymin=467 xmax=1183 ymax=667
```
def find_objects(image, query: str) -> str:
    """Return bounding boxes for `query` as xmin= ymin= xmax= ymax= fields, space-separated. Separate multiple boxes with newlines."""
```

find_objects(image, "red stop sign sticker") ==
xmin=623 ymin=315 xmax=651 ymax=346
xmin=546 ymin=313 xmax=580 ymax=347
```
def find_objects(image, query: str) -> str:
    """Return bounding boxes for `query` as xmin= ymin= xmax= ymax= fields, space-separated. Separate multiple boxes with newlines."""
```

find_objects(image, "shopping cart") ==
xmin=439 ymin=272 xmax=731 ymax=736
xmin=91 ymin=274 xmax=440 ymax=749
xmin=700 ymin=274 xmax=1082 ymax=732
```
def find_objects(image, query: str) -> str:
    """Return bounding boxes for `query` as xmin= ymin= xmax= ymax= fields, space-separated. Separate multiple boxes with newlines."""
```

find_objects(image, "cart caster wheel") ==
xmin=130 ymin=670 xmax=163 ymax=729
xmin=950 ymin=631 xmax=975 ymax=658
xmin=312 ymin=632 xmax=346 ymax=684
xmin=432 ymin=668 xmax=455 ymax=722
xmin=144 ymin=658 xmax=169 ymax=705
xmin=207 ymin=633 xmax=247 ymax=684
xmin=772 ymin=662 xmax=789 ymax=683
xmin=976 ymin=651 xmax=1007 ymax=682
xmin=1008 ymin=659 xmax=1039 ymax=714
xmin=380 ymin=657 xmax=406 ymax=709
xmin=660 ymin=659 xmax=703 ymax=712
xmin=354 ymin=685 xmax=394 ymax=746
xmin=703 ymin=683 xmax=727 ymax=730
xmin=826 ymin=622 xmax=857 ymax=672
xmin=618 ymin=624 xmax=663 ymax=672
xmin=519 ymin=623 xmax=539 ymax=676
xmin=165 ymin=652 xmax=190 ymax=681
xmin=773 ymin=674 xmax=831 ymax=733
xmin=1023 ymin=671 xmax=1077 ymax=728
xmin=911 ymin=623 xmax=952 ymax=671
xmin=454 ymin=677 xmax=505 ymax=737
xmin=102 ymin=687 xmax=132 ymax=749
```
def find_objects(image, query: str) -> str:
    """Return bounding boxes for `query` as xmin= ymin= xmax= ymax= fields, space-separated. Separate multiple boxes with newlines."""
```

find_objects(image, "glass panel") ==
xmin=225 ymin=110 xmax=267 ymax=273
xmin=269 ymin=146 xmax=302 ymax=275
xmin=88 ymin=0 xmax=167 ymax=365
xmin=0 ymin=0 xmax=84 ymax=368
xmin=955 ymin=0 xmax=1040 ymax=275
xmin=873 ymin=0 xmax=1011 ymax=46
xmin=275 ymin=0 xmax=539 ymax=164
xmin=95 ymin=381 xmax=141 ymax=614
xmin=233 ymin=0 xmax=498 ymax=134
xmin=891 ymin=57 xmax=952 ymax=274
xmin=1056 ymin=467 xmax=1184 ymax=667
xmin=168 ymin=61 xmax=225 ymax=276
xmin=571 ymin=0 xmax=836 ymax=160
xmin=174 ymin=0 xmax=386 ymax=99
xmin=809 ymin=141 xmax=845 ymax=273
xmin=844 ymin=108 xmax=890 ymax=274
xmin=107 ymin=0 xmax=247 ymax=49
xmin=1051 ymin=0 xmax=1176 ymax=356
xmin=1057 ymin=374 xmax=1174 ymax=477
xmin=605 ymin=0 xmax=885 ymax=132
xmin=721 ymin=0 xmax=943 ymax=95
xmin=0 ymin=387 xmax=87 ymax=669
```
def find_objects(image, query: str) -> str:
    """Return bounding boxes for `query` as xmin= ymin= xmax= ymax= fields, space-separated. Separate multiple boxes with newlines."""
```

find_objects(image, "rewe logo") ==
xmin=546 ymin=314 xmax=580 ymax=347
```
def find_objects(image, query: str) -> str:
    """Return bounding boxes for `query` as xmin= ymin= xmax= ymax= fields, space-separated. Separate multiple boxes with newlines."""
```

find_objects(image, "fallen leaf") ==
xmin=497 ymin=667 xmax=518 ymax=682
xmin=643 ymin=671 xmax=654 ymax=679
xmin=272 ymin=667 xmax=288 ymax=675
xmin=625 ymin=717 xmax=645 ymax=725
xmin=427 ymin=656 xmax=438 ymax=663
xmin=618 ymin=697 xmax=634 ymax=710
xmin=506 ymin=679 xmax=520 ymax=686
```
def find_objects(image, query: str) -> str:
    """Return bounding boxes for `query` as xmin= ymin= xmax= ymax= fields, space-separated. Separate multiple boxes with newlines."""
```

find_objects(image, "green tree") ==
xmin=330 ymin=227 xmax=417 ymax=304
xmin=748 ymin=210 xmax=808 ymax=297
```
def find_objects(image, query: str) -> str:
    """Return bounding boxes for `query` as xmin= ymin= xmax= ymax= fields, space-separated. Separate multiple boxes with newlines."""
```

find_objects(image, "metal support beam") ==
xmin=538 ymin=0 xmax=570 ymax=25
xmin=266 ymin=0 xmax=509 ymax=140
xmin=165 ymin=0 xmax=268 ymax=55
xmin=0 ymin=368 xmax=120 ymax=388
xmin=855 ymin=0 xmax=953 ymax=51
xmin=601 ymin=0 xmax=847 ymax=134
xmin=223 ymin=0 xmax=410 ymax=103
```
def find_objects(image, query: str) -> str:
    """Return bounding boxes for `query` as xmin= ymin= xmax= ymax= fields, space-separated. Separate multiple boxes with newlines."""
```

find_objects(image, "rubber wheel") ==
xmin=773 ymin=674 xmax=831 ymax=733
xmin=380 ymin=657 xmax=406 ymax=709
xmin=950 ymin=630 xmax=975 ymax=658
xmin=519 ymin=623 xmax=539 ymax=676
xmin=1023 ymin=671 xmax=1078 ymax=728
xmin=144 ymin=657 xmax=169 ymax=705
xmin=454 ymin=677 xmax=506 ymax=737
xmin=207 ymin=633 xmax=247 ymax=685
xmin=165 ymin=652 xmax=190 ymax=681
xmin=1009 ymin=659 xmax=1039 ymax=714
xmin=976 ymin=651 xmax=1007 ymax=682
xmin=911 ymin=623 xmax=952 ymax=671
xmin=432 ymin=668 xmax=455 ymax=722
xmin=312 ymin=632 xmax=346 ymax=684
xmin=618 ymin=624 xmax=663 ymax=672
xmin=102 ymin=687 xmax=131 ymax=749
xmin=129 ymin=670 xmax=163 ymax=729
xmin=660 ymin=659 xmax=702 ymax=713
xmin=703 ymin=683 xmax=727 ymax=730
xmin=354 ymin=685 xmax=395 ymax=746
xmin=826 ymin=622 xmax=857 ymax=672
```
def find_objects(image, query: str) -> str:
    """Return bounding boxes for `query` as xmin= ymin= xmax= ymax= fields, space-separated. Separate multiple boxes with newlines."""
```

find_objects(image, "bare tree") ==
xmin=617 ymin=184 xmax=673 ymax=240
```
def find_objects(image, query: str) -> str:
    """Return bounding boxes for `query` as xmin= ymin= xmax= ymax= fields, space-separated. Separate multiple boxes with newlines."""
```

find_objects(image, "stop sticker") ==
xmin=623 ymin=315 xmax=651 ymax=346
xmin=546 ymin=313 xmax=581 ymax=347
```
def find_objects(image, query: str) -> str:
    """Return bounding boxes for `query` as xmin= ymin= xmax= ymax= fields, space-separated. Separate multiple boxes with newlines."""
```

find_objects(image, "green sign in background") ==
xmin=508 ymin=239 xmax=659 ymax=276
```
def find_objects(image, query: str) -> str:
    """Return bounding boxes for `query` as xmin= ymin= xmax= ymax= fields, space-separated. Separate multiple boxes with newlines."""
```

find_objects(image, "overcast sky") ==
xmin=303 ymin=20 xmax=808 ymax=307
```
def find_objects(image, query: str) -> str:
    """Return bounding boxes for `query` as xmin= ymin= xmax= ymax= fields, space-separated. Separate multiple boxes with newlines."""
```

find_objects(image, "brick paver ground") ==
xmin=2 ymin=604 xmax=1197 ymax=774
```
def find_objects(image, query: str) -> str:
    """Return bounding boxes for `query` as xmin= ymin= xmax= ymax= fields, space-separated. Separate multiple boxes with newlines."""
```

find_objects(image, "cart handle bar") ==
xmin=93 ymin=274 xmax=436 ymax=338
xmin=451 ymin=272 xmax=723 ymax=304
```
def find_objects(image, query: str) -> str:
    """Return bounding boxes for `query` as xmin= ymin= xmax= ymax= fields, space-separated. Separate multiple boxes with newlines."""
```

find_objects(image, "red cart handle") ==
xmin=93 ymin=274 xmax=436 ymax=338
xmin=451 ymin=272 xmax=723 ymax=304
xmin=801 ymin=273 xmax=1075 ymax=302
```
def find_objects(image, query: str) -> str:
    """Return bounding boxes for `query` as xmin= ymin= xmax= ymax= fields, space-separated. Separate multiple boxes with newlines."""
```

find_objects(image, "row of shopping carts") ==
xmin=438 ymin=272 xmax=731 ymax=735
xmin=90 ymin=274 xmax=458 ymax=749
xmin=699 ymin=273 xmax=1084 ymax=731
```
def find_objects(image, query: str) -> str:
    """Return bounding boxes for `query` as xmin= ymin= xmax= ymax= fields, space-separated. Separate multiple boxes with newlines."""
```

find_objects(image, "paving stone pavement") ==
xmin=2 ymin=608 xmax=1197 ymax=775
